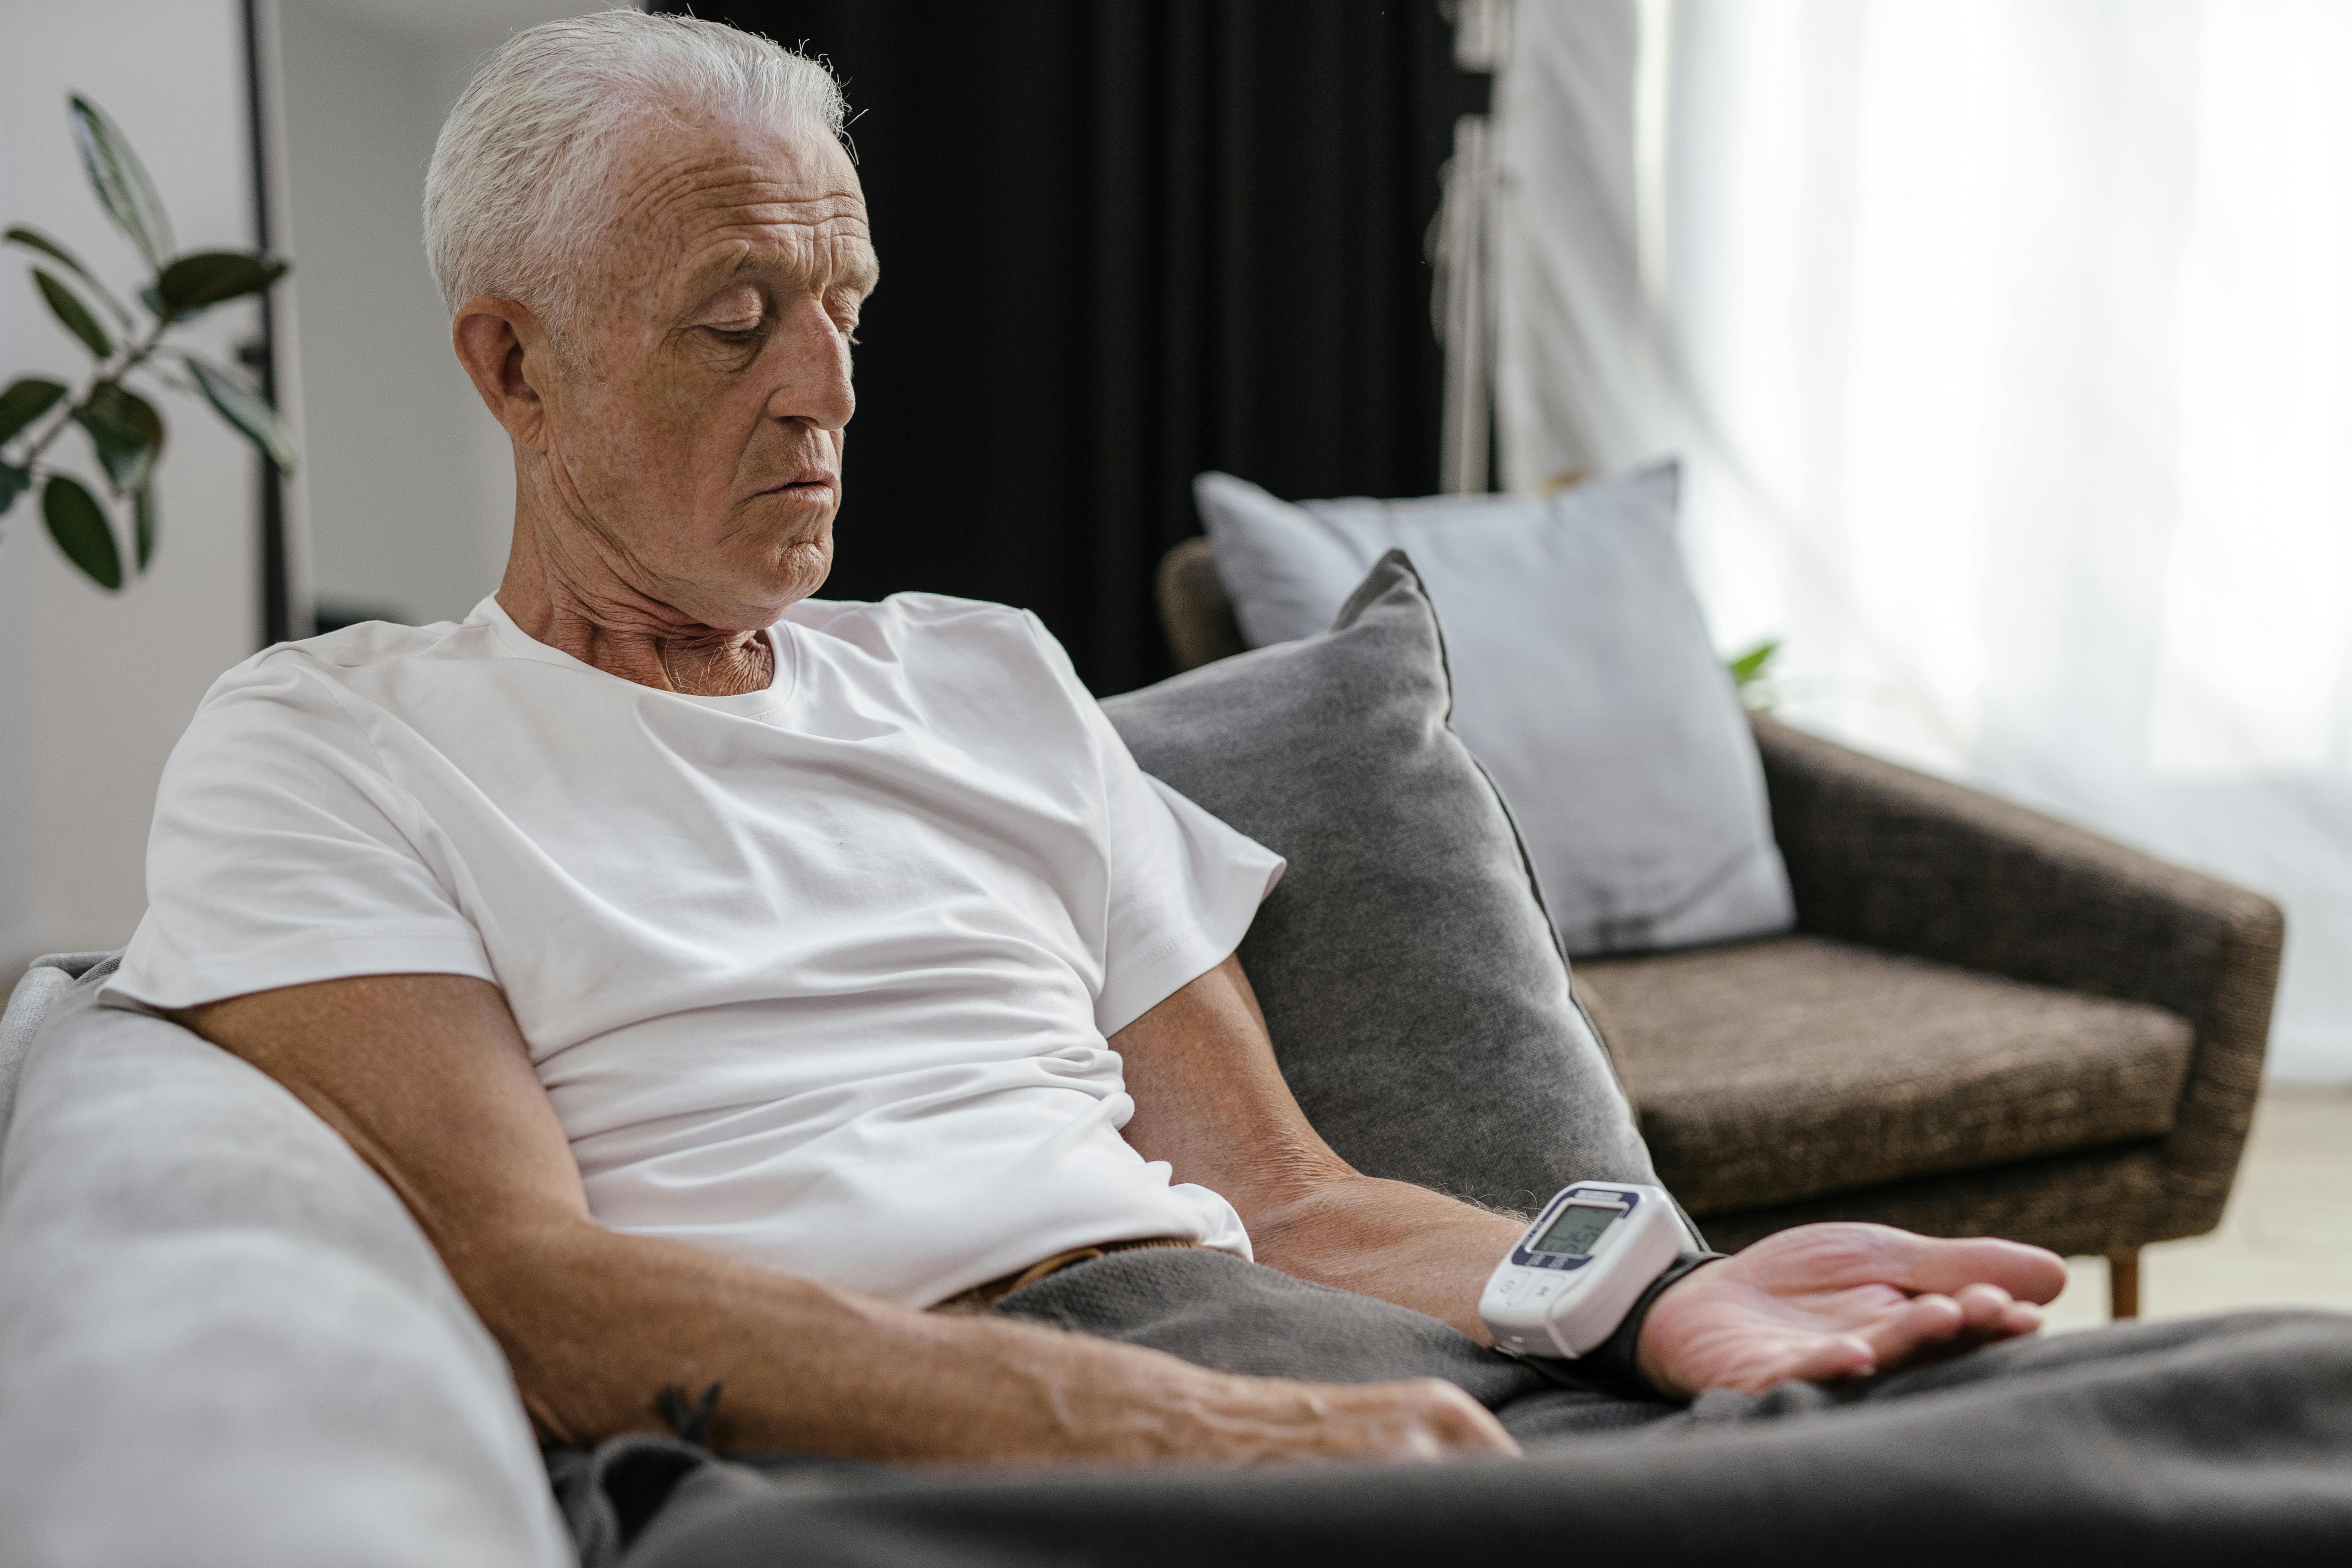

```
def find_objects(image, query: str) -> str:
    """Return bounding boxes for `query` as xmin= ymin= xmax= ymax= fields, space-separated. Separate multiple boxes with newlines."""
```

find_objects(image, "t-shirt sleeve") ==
xmin=1018 ymin=614 xmax=1285 ymax=1036
xmin=1095 ymin=769 xmax=1287 ymax=1036
xmin=107 ymin=654 xmax=494 ymax=1011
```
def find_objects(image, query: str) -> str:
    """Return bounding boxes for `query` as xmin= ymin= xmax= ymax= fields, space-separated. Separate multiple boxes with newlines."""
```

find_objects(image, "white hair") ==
xmin=423 ymin=9 xmax=846 ymax=332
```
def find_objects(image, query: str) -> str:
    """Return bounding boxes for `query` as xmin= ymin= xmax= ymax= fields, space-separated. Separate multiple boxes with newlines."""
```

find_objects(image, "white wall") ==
xmin=0 ymin=0 xmax=263 ymax=973
xmin=0 ymin=0 xmax=608 ymax=982
xmin=276 ymin=0 xmax=611 ymax=628
xmin=276 ymin=0 xmax=511 ymax=627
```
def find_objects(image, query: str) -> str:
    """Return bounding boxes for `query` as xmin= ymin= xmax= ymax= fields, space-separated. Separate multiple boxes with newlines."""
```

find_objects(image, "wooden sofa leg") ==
xmin=2108 ymin=1250 xmax=2141 ymax=1320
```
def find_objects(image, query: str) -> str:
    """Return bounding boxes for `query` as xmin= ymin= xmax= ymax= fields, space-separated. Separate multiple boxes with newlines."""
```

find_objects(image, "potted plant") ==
xmin=0 ymin=94 xmax=294 ymax=590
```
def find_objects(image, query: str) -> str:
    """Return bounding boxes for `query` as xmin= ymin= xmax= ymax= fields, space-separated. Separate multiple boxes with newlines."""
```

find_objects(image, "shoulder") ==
xmin=206 ymin=617 xmax=487 ymax=698
xmin=177 ymin=617 xmax=487 ymax=764
xmin=787 ymin=590 xmax=1039 ymax=642
xmin=272 ymin=616 xmax=488 ymax=670
xmin=784 ymin=594 xmax=1104 ymax=745
xmin=786 ymin=592 xmax=1070 ymax=678
xmin=205 ymin=617 xmax=475 ymax=689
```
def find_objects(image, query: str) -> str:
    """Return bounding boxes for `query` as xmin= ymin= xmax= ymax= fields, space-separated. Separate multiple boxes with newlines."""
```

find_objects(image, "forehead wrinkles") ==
xmin=611 ymin=146 xmax=871 ymax=295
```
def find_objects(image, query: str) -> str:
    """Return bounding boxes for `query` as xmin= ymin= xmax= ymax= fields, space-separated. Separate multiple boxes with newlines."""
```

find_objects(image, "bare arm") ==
xmin=173 ymin=972 xmax=1509 ymax=1464
xmin=1113 ymin=956 xmax=1523 ymax=1339
xmin=1115 ymin=955 xmax=2072 ymax=1398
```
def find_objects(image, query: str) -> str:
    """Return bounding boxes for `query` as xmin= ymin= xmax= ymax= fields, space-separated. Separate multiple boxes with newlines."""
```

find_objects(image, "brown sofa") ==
xmin=1156 ymin=537 xmax=2285 ymax=1317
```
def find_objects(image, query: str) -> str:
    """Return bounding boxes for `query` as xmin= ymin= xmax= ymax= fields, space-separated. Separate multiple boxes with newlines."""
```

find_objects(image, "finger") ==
xmin=1403 ymin=1380 xmax=1521 ymax=1459
xmin=1779 ymin=1332 xmax=1880 ymax=1385
xmin=1291 ymin=1381 xmax=1520 ymax=1464
xmin=1936 ymin=1295 xmax=2044 ymax=1357
xmin=1952 ymin=1282 xmax=2015 ymax=1331
xmin=1432 ymin=1411 xmax=1522 ymax=1459
xmin=1873 ymin=1231 xmax=2068 ymax=1306
xmin=1929 ymin=1297 xmax=2045 ymax=1356
xmin=1854 ymin=1292 xmax=1969 ymax=1371
xmin=1994 ymin=1300 xmax=2044 ymax=1339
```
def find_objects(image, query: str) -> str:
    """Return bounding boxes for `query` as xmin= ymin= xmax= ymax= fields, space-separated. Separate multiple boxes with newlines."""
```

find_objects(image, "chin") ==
xmin=713 ymin=537 xmax=832 ymax=624
xmin=773 ymin=535 xmax=834 ymax=595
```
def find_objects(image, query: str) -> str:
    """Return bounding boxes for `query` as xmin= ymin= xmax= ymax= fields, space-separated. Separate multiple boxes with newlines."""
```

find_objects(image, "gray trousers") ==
xmin=554 ymin=1247 xmax=2352 ymax=1567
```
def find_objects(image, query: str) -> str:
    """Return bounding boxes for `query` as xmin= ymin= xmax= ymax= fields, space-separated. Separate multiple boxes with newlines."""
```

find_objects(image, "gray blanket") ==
xmin=554 ymin=1245 xmax=2352 ymax=1567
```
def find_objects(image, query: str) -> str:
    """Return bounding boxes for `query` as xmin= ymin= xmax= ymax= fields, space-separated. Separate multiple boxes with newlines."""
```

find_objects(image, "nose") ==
xmin=766 ymin=296 xmax=856 ymax=434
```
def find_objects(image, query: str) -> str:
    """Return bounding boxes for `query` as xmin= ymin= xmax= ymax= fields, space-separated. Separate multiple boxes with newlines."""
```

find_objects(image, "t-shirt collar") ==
xmin=466 ymin=594 xmax=798 ymax=712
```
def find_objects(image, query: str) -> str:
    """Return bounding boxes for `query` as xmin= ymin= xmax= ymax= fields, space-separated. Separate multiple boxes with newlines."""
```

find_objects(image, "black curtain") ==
xmin=656 ymin=1 xmax=1487 ymax=693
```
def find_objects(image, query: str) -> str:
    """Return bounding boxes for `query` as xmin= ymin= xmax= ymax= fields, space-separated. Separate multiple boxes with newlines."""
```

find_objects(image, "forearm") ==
xmin=1245 ymin=1177 xmax=1724 ymax=1399
xmin=457 ymin=1213 xmax=1477 ymax=1463
xmin=462 ymin=1215 xmax=1254 ymax=1459
xmin=175 ymin=971 xmax=1514 ymax=1466
xmin=1246 ymin=1173 xmax=1524 ymax=1342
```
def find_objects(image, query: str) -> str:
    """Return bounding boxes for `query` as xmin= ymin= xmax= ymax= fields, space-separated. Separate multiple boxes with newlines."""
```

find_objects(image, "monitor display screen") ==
xmin=1532 ymin=1202 xmax=1621 ymax=1258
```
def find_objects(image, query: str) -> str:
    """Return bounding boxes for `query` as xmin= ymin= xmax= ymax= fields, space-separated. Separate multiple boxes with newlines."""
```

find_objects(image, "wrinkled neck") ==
xmin=495 ymin=480 xmax=774 ymax=699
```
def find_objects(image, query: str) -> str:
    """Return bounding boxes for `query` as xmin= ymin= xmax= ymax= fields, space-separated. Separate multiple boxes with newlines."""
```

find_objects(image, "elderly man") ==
xmin=107 ymin=12 xmax=2351 ymax=1563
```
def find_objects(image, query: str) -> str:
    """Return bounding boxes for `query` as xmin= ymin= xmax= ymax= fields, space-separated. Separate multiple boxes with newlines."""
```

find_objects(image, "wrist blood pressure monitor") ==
xmin=1479 ymin=1183 xmax=1683 ymax=1358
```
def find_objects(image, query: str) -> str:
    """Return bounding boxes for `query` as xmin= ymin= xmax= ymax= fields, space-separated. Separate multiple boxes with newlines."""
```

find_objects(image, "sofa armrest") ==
xmin=1752 ymin=714 xmax=2284 ymax=1228
xmin=1157 ymin=537 xmax=1248 ymax=673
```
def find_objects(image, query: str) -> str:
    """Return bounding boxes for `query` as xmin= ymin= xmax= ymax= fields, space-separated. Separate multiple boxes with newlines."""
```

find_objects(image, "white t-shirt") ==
xmin=110 ymin=593 xmax=1284 ymax=1307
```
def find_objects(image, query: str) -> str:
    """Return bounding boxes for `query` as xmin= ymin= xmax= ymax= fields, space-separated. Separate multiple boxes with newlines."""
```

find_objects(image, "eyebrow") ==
xmin=683 ymin=232 xmax=879 ymax=314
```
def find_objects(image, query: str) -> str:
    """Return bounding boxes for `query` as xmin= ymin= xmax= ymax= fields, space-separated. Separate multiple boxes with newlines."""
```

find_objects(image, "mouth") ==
xmin=757 ymin=469 xmax=837 ymax=500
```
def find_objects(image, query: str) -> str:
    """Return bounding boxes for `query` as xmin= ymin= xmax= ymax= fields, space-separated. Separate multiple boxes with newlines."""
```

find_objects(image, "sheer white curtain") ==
xmin=1496 ymin=0 xmax=2352 ymax=1081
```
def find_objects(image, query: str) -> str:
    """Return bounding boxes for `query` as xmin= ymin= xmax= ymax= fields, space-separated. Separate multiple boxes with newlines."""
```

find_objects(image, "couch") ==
xmin=1158 ymin=536 xmax=2287 ymax=1316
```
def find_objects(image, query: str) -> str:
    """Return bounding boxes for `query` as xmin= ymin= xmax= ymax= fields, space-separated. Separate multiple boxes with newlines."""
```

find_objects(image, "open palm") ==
xmin=1636 ymin=1223 xmax=2071 ymax=1402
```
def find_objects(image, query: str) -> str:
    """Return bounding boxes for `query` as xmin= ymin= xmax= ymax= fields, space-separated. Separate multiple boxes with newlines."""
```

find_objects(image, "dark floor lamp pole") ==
xmin=240 ymin=0 xmax=291 ymax=648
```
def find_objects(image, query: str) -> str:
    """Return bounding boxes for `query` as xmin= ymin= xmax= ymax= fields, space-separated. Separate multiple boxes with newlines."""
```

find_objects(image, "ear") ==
xmin=451 ymin=296 xmax=554 ymax=450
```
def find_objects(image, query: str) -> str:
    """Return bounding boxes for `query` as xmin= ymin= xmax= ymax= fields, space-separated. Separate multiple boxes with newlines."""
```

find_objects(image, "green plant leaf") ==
xmin=42 ymin=472 xmax=123 ymax=590
xmin=132 ymin=479 xmax=157 ymax=571
xmin=183 ymin=352 xmax=295 ymax=475
xmin=68 ymin=94 xmax=173 ymax=271
xmin=4 ymin=224 xmax=132 ymax=327
xmin=1727 ymin=636 xmax=1782 ymax=690
xmin=139 ymin=362 xmax=200 ymax=398
xmin=156 ymin=250 xmax=288 ymax=317
xmin=34 ymin=268 xmax=113 ymax=357
xmin=0 ymin=462 xmax=30 ymax=515
xmin=74 ymin=382 xmax=165 ymax=495
xmin=0 ymin=376 xmax=69 ymax=445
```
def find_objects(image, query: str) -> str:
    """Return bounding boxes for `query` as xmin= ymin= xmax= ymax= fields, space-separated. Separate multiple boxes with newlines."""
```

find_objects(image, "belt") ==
xmin=930 ymin=1236 xmax=1198 ymax=1314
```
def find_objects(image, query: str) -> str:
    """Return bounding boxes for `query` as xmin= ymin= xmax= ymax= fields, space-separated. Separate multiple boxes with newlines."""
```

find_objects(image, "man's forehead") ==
xmin=607 ymin=117 xmax=875 ymax=288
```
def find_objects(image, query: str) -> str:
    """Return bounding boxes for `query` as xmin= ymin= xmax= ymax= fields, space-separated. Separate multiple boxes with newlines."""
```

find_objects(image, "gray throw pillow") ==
xmin=0 ymin=971 xmax=571 ymax=1568
xmin=1194 ymin=464 xmax=1793 ymax=955
xmin=1103 ymin=552 xmax=1665 ymax=1218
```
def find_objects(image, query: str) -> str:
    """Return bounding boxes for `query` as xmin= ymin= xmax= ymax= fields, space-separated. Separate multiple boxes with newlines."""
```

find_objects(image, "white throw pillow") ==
xmin=1194 ymin=463 xmax=1792 ymax=954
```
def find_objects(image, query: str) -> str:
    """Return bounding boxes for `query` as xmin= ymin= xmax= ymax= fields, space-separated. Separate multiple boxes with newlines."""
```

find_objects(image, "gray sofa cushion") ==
xmin=0 ymin=968 xmax=570 ymax=1568
xmin=0 ymin=956 xmax=109 ymax=1207
xmin=1194 ymin=464 xmax=1794 ymax=955
xmin=1103 ymin=551 xmax=1664 ymax=1218
xmin=0 ymin=953 xmax=114 ymax=1162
